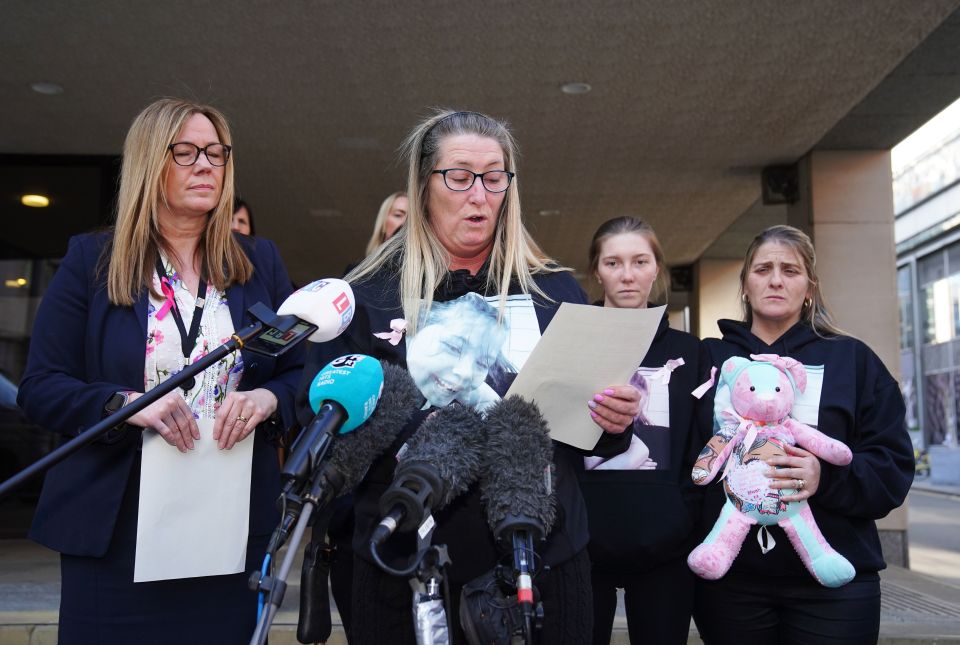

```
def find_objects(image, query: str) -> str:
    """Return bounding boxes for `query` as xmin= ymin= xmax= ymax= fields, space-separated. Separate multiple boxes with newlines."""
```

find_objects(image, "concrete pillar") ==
xmin=791 ymin=152 xmax=901 ymax=375
xmin=695 ymin=258 xmax=742 ymax=339
xmin=792 ymin=150 xmax=910 ymax=566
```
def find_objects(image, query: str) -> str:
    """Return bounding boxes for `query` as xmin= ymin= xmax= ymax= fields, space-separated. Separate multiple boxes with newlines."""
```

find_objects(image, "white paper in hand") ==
xmin=505 ymin=303 xmax=664 ymax=450
xmin=134 ymin=418 xmax=253 ymax=582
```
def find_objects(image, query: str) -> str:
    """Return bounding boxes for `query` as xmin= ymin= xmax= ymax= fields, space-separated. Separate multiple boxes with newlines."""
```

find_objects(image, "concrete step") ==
xmin=3 ymin=537 xmax=960 ymax=644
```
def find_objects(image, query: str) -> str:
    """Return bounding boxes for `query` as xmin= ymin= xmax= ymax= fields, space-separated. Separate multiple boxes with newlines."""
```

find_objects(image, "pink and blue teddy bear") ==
xmin=688 ymin=353 xmax=856 ymax=588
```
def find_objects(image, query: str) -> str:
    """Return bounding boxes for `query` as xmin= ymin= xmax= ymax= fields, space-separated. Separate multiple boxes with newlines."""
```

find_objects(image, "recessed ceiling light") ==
xmin=538 ymin=209 xmax=561 ymax=217
xmin=30 ymin=82 xmax=64 ymax=95
xmin=560 ymin=82 xmax=591 ymax=95
xmin=5 ymin=278 xmax=28 ymax=288
xmin=21 ymin=194 xmax=50 ymax=207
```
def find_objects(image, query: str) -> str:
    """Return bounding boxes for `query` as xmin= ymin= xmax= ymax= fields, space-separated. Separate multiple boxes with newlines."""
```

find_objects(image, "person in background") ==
xmin=232 ymin=196 xmax=255 ymax=236
xmin=578 ymin=216 xmax=704 ymax=645
xmin=17 ymin=98 xmax=303 ymax=644
xmin=298 ymin=109 xmax=639 ymax=643
xmin=364 ymin=191 xmax=408 ymax=255
xmin=692 ymin=224 xmax=914 ymax=644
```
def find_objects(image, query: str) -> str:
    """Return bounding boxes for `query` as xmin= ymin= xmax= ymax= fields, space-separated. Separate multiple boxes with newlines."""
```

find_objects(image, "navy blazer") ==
xmin=18 ymin=232 xmax=304 ymax=557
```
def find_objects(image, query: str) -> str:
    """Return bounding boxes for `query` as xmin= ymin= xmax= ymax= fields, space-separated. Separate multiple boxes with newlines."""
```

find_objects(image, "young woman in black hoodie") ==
xmin=693 ymin=225 xmax=914 ymax=644
xmin=578 ymin=217 xmax=705 ymax=645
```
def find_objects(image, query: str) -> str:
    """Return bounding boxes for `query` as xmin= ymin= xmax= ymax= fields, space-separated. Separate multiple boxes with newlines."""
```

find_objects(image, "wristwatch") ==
xmin=104 ymin=391 xmax=131 ymax=417
xmin=100 ymin=391 xmax=134 ymax=445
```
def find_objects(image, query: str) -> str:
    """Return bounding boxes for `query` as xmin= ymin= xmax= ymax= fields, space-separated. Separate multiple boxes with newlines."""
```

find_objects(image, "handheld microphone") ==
xmin=277 ymin=278 xmax=355 ymax=343
xmin=480 ymin=395 xmax=556 ymax=616
xmin=242 ymin=279 xmax=356 ymax=359
xmin=281 ymin=354 xmax=383 ymax=493
xmin=371 ymin=403 xmax=485 ymax=549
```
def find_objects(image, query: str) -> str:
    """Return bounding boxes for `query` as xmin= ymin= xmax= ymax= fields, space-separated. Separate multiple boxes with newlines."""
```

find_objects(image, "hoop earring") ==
xmin=742 ymin=294 xmax=749 ymax=303
xmin=803 ymin=298 xmax=812 ymax=309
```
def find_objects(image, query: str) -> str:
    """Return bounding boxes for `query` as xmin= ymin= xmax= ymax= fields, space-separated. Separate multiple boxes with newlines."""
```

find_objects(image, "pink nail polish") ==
xmin=590 ymin=411 xmax=598 ymax=419
xmin=604 ymin=388 xmax=615 ymax=395
xmin=594 ymin=394 xmax=604 ymax=402
xmin=587 ymin=400 xmax=597 ymax=409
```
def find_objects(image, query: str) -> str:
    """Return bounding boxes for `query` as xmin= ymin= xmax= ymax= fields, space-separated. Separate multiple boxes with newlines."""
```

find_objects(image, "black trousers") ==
xmin=693 ymin=571 xmax=881 ymax=645
xmin=351 ymin=548 xmax=593 ymax=645
xmin=327 ymin=496 xmax=355 ymax=639
xmin=591 ymin=558 xmax=694 ymax=645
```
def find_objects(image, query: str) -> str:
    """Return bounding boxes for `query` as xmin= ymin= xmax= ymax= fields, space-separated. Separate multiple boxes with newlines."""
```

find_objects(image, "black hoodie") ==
xmin=578 ymin=307 xmax=707 ymax=572
xmin=697 ymin=320 xmax=914 ymax=578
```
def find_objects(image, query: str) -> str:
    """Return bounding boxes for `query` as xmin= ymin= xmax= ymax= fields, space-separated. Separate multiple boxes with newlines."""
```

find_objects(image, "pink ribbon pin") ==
xmin=156 ymin=277 xmax=175 ymax=321
xmin=373 ymin=318 xmax=408 ymax=346
xmin=650 ymin=357 xmax=685 ymax=385
xmin=691 ymin=365 xmax=718 ymax=399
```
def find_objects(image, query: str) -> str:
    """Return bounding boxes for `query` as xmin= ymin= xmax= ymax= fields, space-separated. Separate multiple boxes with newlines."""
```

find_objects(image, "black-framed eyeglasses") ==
xmin=431 ymin=168 xmax=515 ymax=193
xmin=167 ymin=142 xmax=232 ymax=167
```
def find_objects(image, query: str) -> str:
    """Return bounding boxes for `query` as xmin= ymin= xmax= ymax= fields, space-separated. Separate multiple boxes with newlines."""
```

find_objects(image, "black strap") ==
xmin=156 ymin=257 xmax=207 ymax=391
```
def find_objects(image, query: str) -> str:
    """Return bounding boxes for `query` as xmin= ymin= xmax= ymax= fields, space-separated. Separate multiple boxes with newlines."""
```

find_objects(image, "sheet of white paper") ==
xmin=505 ymin=303 xmax=665 ymax=450
xmin=134 ymin=418 xmax=254 ymax=582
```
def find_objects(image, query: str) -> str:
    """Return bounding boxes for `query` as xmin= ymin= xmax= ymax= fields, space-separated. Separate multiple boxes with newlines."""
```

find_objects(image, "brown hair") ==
xmin=588 ymin=216 xmax=670 ymax=304
xmin=106 ymin=98 xmax=251 ymax=305
xmin=739 ymin=225 xmax=844 ymax=337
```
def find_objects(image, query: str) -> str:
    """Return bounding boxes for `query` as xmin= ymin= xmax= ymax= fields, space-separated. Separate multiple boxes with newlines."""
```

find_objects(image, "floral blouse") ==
xmin=145 ymin=256 xmax=244 ymax=419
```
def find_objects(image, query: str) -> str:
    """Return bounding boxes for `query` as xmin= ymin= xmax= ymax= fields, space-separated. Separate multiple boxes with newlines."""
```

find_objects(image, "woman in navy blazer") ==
xmin=18 ymin=99 xmax=303 ymax=644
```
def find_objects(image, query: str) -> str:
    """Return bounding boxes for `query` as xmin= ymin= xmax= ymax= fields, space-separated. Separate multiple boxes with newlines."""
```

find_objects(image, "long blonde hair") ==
xmin=739 ymin=225 xmax=845 ymax=337
xmin=347 ymin=109 xmax=565 ymax=332
xmin=364 ymin=191 xmax=406 ymax=255
xmin=106 ymin=98 xmax=251 ymax=305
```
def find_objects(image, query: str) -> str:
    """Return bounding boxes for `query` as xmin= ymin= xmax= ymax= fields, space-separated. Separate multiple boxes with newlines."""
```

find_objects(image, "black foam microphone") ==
xmin=295 ymin=362 xmax=423 ymax=644
xmin=479 ymin=395 xmax=556 ymax=618
xmin=316 ymin=362 xmax=425 ymax=500
xmin=370 ymin=403 xmax=485 ymax=548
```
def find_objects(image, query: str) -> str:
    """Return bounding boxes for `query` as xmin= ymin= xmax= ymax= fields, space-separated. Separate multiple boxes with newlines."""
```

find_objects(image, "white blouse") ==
xmin=144 ymin=255 xmax=244 ymax=419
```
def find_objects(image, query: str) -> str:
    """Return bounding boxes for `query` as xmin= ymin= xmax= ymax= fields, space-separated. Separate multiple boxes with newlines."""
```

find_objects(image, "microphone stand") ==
xmin=412 ymin=543 xmax=452 ymax=645
xmin=265 ymin=403 xmax=345 ymax=556
xmin=248 ymin=457 xmax=343 ymax=645
xmin=369 ymin=512 xmax=454 ymax=645
xmin=0 ymin=321 xmax=262 ymax=499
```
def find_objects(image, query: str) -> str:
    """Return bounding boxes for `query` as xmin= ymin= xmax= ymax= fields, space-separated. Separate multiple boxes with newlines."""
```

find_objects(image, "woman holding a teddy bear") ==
xmin=692 ymin=225 xmax=914 ymax=645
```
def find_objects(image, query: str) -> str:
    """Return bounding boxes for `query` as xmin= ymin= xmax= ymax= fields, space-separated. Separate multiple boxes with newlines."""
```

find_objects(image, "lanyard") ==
xmin=155 ymin=257 xmax=207 ymax=391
